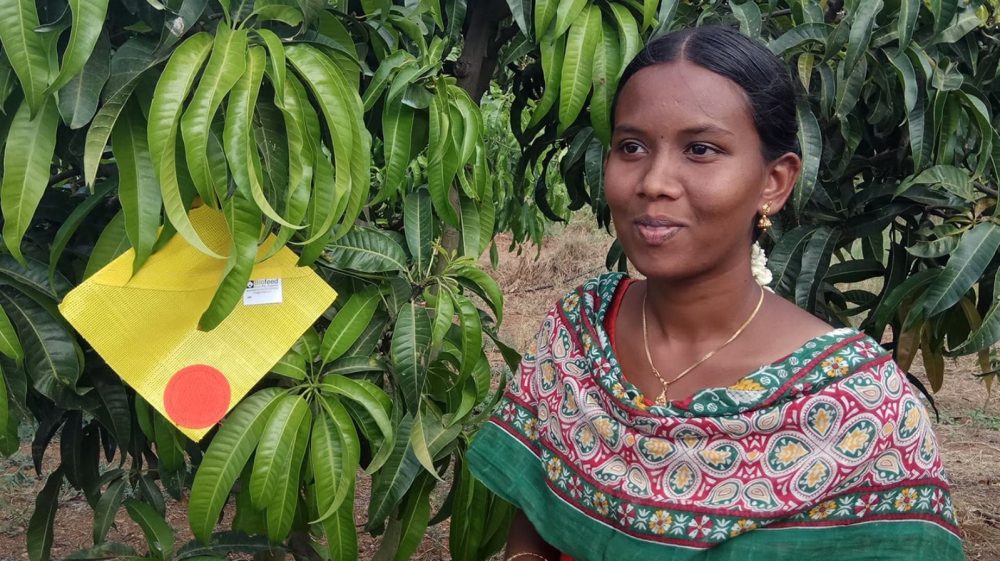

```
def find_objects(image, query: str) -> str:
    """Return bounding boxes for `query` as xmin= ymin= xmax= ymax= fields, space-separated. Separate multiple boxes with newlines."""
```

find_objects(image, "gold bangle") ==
xmin=506 ymin=553 xmax=550 ymax=561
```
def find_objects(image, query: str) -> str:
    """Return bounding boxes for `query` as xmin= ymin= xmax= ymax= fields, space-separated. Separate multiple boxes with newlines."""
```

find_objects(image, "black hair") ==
xmin=614 ymin=26 xmax=799 ymax=162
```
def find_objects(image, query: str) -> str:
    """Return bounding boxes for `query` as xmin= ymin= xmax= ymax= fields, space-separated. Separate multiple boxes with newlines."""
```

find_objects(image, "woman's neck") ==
xmin=641 ymin=260 xmax=763 ymax=346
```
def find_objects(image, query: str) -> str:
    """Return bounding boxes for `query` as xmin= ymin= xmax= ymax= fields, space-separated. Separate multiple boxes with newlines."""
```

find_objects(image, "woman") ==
xmin=467 ymin=26 xmax=964 ymax=561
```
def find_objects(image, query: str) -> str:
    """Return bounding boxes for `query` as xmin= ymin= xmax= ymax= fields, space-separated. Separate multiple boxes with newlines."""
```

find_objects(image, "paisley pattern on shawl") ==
xmin=467 ymin=272 xmax=964 ymax=561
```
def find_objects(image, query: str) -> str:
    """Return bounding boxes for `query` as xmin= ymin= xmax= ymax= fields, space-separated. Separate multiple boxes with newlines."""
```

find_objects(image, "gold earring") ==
xmin=757 ymin=203 xmax=772 ymax=232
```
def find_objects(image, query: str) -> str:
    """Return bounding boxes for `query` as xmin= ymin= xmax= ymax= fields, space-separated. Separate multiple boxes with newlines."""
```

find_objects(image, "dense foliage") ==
xmin=0 ymin=1 xmax=996 ymax=560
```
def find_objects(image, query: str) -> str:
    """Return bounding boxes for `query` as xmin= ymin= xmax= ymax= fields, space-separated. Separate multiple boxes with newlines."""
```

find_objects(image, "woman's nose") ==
xmin=637 ymin=154 xmax=683 ymax=199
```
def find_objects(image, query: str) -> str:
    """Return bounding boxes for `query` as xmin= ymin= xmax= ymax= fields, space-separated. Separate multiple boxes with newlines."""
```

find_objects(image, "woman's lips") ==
xmin=635 ymin=217 xmax=684 ymax=245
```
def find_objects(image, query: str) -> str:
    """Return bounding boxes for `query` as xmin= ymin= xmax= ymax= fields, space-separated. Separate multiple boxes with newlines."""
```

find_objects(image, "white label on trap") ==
xmin=243 ymin=278 xmax=283 ymax=305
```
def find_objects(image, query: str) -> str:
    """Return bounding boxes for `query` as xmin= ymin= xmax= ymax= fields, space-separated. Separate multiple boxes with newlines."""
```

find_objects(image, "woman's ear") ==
xmin=759 ymin=152 xmax=802 ymax=211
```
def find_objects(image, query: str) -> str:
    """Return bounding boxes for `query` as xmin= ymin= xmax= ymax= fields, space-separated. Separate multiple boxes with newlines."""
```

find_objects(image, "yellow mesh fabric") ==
xmin=60 ymin=206 xmax=336 ymax=441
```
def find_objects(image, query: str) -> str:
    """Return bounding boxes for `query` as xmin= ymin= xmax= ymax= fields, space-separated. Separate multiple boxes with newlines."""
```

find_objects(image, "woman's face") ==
xmin=605 ymin=60 xmax=797 ymax=282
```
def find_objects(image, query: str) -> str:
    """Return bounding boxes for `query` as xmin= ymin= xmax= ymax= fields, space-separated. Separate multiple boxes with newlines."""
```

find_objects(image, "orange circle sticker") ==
xmin=163 ymin=365 xmax=231 ymax=429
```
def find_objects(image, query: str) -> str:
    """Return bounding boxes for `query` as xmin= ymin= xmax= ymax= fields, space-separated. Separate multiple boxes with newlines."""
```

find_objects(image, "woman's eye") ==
xmin=687 ymin=143 xmax=717 ymax=156
xmin=620 ymin=141 xmax=644 ymax=155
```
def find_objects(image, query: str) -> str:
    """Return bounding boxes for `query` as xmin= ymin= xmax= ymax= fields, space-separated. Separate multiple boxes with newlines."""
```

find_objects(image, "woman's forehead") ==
xmin=613 ymin=60 xmax=755 ymax=135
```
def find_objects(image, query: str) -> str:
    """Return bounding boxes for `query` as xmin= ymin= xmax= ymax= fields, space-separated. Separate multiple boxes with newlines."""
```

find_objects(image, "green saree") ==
xmin=468 ymin=273 xmax=964 ymax=560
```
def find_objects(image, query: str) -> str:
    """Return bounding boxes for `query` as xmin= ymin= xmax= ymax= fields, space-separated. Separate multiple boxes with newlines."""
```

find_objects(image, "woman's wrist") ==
xmin=506 ymin=552 xmax=550 ymax=561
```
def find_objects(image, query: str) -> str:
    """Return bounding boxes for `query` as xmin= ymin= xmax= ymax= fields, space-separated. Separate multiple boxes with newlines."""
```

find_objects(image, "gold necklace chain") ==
xmin=641 ymin=284 xmax=765 ymax=406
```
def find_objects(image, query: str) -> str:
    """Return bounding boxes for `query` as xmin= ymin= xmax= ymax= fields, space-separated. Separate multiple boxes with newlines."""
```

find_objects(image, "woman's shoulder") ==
xmin=555 ymin=271 xmax=629 ymax=311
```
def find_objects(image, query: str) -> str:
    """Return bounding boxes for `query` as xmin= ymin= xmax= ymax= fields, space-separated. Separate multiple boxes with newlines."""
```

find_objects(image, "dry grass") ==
xmin=1 ymin=212 xmax=997 ymax=560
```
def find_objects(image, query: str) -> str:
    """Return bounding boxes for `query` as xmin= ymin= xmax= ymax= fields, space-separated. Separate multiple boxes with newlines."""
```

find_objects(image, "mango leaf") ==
xmin=45 ymin=0 xmax=109 ymax=95
xmin=320 ymin=286 xmax=380 ymax=366
xmin=320 ymin=493 xmax=357 ymax=561
xmin=919 ymin=222 xmax=1000 ymax=317
xmin=325 ymin=227 xmax=408 ymax=274
xmin=793 ymin=100 xmax=821 ymax=215
xmin=732 ymin=0 xmax=762 ymax=38
xmin=0 ymin=0 xmax=51 ymax=116
xmin=92 ymin=473 xmax=125 ymax=544
xmin=553 ymin=0 xmax=587 ymax=38
xmin=83 ymin=210 xmax=130 ymax=280
xmin=264 ymin=396 xmax=310 ymax=543
xmin=948 ymin=273 xmax=1000 ymax=355
xmin=0 ymin=304 xmax=23 ymax=362
xmin=0 ymin=96 xmax=60 ymax=264
xmin=897 ymin=0 xmax=920 ymax=51
xmin=427 ymin=86 xmax=460 ymax=227
xmin=403 ymin=189 xmax=433 ymax=277
xmin=321 ymin=375 xmax=393 ymax=444
xmin=534 ymin=0 xmax=557 ymax=40
xmin=527 ymin=30 xmax=564 ymax=128
xmin=768 ymin=23 xmax=829 ymax=55
xmin=366 ymin=415 xmax=419 ymax=531
xmin=311 ymin=396 xmax=360 ymax=524
xmin=844 ymin=0 xmax=882 ymax=74
xmin=180 ymin=25 xmax=248 ymax=205
xmin=125 ymin=500 xmax=174 ymax=561
xmin=391 ymin=301 xmax=431 ymax=413
xmin=112 ymin=100 xmax=162 ymax=272
xmin=590 ymin=19 xmax=620 ymax=147
xmin=383 ymin=102 xmax=417 ymax=201
xmin=189 ymin=387 xmax=284 ymax=543
xmin=58 ymin=32 xmax=111 ymax=129
xmin=147 ymin=32 xmax=219 ymax=257
xmin=198 ymin=192 xmax=261 ymax=330
xmin=557 ymin=5 xmax=600 ymax=134
xmin=249 ymin=394 xmax=309 ymax=510
xmin=27 ymin=469 xmax=63 ymax=561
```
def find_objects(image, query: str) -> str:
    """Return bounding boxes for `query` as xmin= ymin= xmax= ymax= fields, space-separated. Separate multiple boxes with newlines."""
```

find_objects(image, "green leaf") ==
xmin=147 ymin=33 xmax=219 ymax=258
xmin=0 ymin=288 xmax=82 ymax=401
xmin=427 ymin=87 xmax=460 ymax=228
xmin=767 ymin=225 xmax=817 ymax=288
xmin=795 ymin=226 xmax=840 ymax=311
xmin=198 ymin=192 xmax=261 ymax=331
xmin=459 ymin=195 xmax=480 ymax=258
xmin=45 ymin=0 xmax=109 ymax=95
xmin=0 ymin=304 xmax=23 ymax=362
xmin=534 ymin=0 xmax=557 ymax=40
xmin=125 ymin=500 xmax=174 ymax=561
xmin=0 ymin=0 xmax=51 ymax=116
xmin=793 ymin=100 xmax=821 ymax=215
xmin=181 ymin=25 xmax=249 ymax=205
xmin=403 ymin=189 xmax=433 ymax=277
xmin=321 ymin=375 xmax=393 ymax=444
xmin=898 ymin=165 xmax=975 ymax=201
xmin=321 ymin=286 xmax=380 ymax=366
xmin=949 ymin=274 xmax=1000 ymax=355
xmin=263 ymin=396 xmax=310 ymax=543
xmin=932 ymin=8 xmax=980 ymax=44
xmin=429 ymin=284 xmax=454 ymax=349
xmin=312 ymin=396 xmax=360 ymax=524
xmin=608 ymin=4 xmax=640 ymax=72
xmin=835 ymin=54 xmax=867 ymax=119
xmin=0 ymin=96 xmax=60 ymax=264
xmin=732 ymin=1 xmax=762 ymax=38
xmin=391 ymin=300 xmax=431 ymax=412
xmin=189 ymin=387 xmax=284 ymax=543
xmin=558 ymin=5 xmax=601 ymax=134
xmin=286 ymin=44 xmax=369 ymax=241
xmin=321 ymin=493 xmax=357 ymax=561
xmin=451 ymin=291 xmax=482 ymax=378
xmin=174 ymin=531 xmax=281 ymax=559
xmin=453 ymin=264 xmax=503 ymax=326
xmin=325 ymin=227 xmax=408 ymax=273
xmin=383 ymin=102 xmax=417 ymax=200
xmin=113 ymin=100 xmax=162 ymax=272
xmin=249 ymin=394 xmax=308 ymax=510
xmin=83 ymin=210 xmax=130 ymax=280
xmin=553 ymin=0 xmax=587 ymax=38
xmin=919 ymin=222 xmax=1000 ymax=317
xmin=845 ymin=0 xmax=883 ymax=74
xmin=388 ymin=472 xmax=434 ymax=561
xmin=366 ymin=415 xmax=419 ymax=531
xmin=768 ymin=23 xmax=829 ymax=56
xmin=590 ymin=18 xmax=620 ymax=147
xmin=58 ymin=32 xmax=110 ymax=129
xmin=889 ymin=49 xmax=919 ymax=114
xmin=27 ymin=469 xmax=62 ymax=561
xmin=897 ymin=0 xmax=920 ymax=50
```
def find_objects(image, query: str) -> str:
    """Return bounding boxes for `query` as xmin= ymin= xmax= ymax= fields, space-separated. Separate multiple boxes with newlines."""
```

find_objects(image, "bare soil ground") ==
xmin=1 ymin=215 xmax=997 ymax=560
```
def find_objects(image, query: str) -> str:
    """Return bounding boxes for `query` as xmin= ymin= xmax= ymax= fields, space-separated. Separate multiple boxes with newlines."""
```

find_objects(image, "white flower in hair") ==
xmin=751 ymin=241 xmax=772 ymax=287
